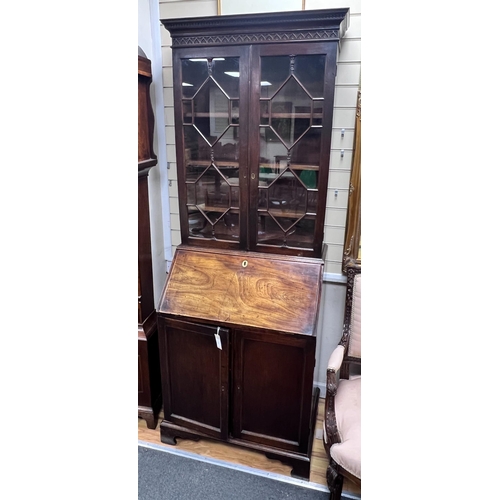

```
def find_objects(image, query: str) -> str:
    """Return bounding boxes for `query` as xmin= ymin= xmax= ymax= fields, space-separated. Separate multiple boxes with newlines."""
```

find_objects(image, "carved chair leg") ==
xmin=326 ymin=463 xmax=344 ymax=500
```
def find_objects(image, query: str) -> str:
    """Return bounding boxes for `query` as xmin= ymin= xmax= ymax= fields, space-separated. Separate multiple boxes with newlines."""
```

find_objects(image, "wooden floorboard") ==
xmin=138 ymin=397 xmax=361 ymax=496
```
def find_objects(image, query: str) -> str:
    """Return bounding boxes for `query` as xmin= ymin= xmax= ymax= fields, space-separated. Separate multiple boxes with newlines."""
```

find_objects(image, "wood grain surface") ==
xmin=158 ymin=247 xmax=323 ymax=335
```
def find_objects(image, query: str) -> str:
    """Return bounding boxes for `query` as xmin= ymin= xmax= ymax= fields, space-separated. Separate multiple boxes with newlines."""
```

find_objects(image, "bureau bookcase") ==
xmin=157 ymin=8 xmax=350 ymax=480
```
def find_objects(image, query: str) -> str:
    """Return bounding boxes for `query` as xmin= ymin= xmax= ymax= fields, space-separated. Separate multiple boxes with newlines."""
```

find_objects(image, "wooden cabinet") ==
xmin=162 ymin=8 xmax=350 ymax=259
xmin=157 ymin=9 xmax=350 ymax=480
xmin=138 ymin=52 xmax=162 ymax=429
xmin=157 ymin=246 xmax=322 ymax=479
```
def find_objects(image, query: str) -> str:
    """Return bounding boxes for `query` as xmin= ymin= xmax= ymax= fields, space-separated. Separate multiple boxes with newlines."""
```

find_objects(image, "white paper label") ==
xmin=215 ymin=328 xmax=222 ymax=350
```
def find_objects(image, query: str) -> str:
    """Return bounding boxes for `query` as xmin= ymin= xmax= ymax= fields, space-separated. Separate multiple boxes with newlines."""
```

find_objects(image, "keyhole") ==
xmin=242 ymin=260 xmax=248 ymax=268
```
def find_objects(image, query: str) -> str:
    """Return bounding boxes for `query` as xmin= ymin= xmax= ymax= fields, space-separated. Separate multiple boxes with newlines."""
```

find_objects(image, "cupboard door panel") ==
xmin=159 ymin=318 xmax=229 ymax=440
xmin=232 ymin=329 xmax=315 ymax=452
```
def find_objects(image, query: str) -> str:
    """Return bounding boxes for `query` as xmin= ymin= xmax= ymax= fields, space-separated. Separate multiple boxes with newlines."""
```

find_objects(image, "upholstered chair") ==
xmin=324 ymin=265 xmax=361 ymax=499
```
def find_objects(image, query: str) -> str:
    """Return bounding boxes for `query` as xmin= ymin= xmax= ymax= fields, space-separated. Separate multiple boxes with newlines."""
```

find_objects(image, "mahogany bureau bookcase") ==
xmin=157 ymin=8 xmax=350 ymax=480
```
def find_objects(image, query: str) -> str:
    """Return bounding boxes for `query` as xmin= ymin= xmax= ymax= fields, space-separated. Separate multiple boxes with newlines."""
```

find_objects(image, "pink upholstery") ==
xmin=347 ymin=274 xmax=361 ymax=359
xmin=330 ymin=376 xmax=361 ymax=479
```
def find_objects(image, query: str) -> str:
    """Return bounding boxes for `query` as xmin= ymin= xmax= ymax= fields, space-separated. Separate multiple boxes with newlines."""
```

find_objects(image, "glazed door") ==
xmin=248 ymin=42 xmax=338 ymax=257
xmin=231 ymin=329 xmax=316 ymax=453
xmin=159 ymin=318 xmax=230 ymax=440
xmin=172 ymin=45 xmax=250 ymax=250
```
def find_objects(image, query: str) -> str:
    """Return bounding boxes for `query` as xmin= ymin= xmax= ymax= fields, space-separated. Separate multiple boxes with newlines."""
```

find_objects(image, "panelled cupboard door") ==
xmin=158 ymin=318 xmax=229 ymax=440
xmin=231 ymin=329 xmax=316 ymax=453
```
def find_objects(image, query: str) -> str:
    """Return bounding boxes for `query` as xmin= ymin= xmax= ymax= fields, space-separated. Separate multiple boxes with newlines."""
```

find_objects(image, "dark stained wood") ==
xmin=138 ymin=313 xmax=161 ymax=429
xmin=158 ymin=246 xmax=323 ymax=335
xmin=161 ymin=8 xmax=350 ymax=48
xmin=158 ymin=318 xmax=229 ymax=441
xmin=138 ymin=53 xmax=161 ymax=428
xmin=156 ymin=246 xmax=323 ymax=481
xmin=231 ymin=329 xmax=316 ymax=452
xmin=138 ymin=175 xmax=155 ymax=323
xmin=138 ymin=55 xmax=157 ymax=169
xmin=162 ymin=9 xmax=349 ymax=258
xmin=156 ymin=9 xmax=350 ymax=482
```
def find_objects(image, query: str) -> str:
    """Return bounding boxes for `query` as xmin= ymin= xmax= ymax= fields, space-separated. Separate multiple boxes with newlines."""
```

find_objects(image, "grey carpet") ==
xmin=138 ymin=443 xmax=332 ymax=500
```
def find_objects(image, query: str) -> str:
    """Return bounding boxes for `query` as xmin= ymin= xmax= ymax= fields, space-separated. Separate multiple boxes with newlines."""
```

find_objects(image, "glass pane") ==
xmin=195 ymin=166 xmax=230 ymax=211
xmin=307 ymin=190 xmax=318 ymax=213
xmin=193 ymin=79 xmax=229 ymax=146
xmin=270 ymin=77 xmax=312 ymax=149
xmin=211 ymin=58 xmax=240 ymax=99
xmin=183 ymin=100 xmax=193 ymax=124
xmin=257 ymin=215 xmax=314 ymax=249
xmin=294 ymin=55 xmax=326 ymax=98
xmin=258 ymin=127 xmax=288 ymax=186
xmin=213 ymin=127 xmax=239 ymax=201
xmin=214 ymin=210 xmax=239 ymax=241
xmin=181 ymin=59 xmax=209 ymax=98
xmin=230 ymin=100 xmax=239 ymax=124
xmin=260 ymin=56 xmax=289 ymax=94
xmin=187 ymin=207 xmax=239 ymax=242
xmin=290 ymin=127 xmax=321 ymax=169
xmin=312 ymin=103 xmax=323 ymax=126
xmin=267 ymin=171 xmax=307 ymax=218
xmin=183 ymin=125 xmax=211 ymax=164
xmin=260 ymin=101 xmax=269 ymax=125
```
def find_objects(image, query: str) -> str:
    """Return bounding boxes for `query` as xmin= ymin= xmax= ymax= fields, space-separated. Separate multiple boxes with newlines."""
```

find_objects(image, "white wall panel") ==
xmin=326 ymin=188 xmax=349 ymax=209
xmin=330 ymin=149 xmax=353 ymax=169
xmin=331 ymin=128 xmax=355 ymax=149
xmin=161 ymin=45 xmax=173 ymax=66
xmin=169 ymin=195 xmax=179 ymax=215
xmin=168 ymin=180 xmax=179 ymax=199
xmin=170 ymin=212 xmax=181 ymax=230
xmin=344 ymin=13 xmax=361 ymax=39
xmin=338 ymin=39 xmax=361 ymax=62
xmin=306 ymin=0 xmax=361 ymax=15
xmin=324 ymin=260 xmax=342 ymax=275
xmin=163 ymin=87 xmax=174 ymax=106
xmin=325 ymin=242 xmax=344 ymax=261
xmin=162 ymin=67 xmax=173 ymax=87
xmin=163 ymin=106 xmax=175 ymax=126
xmin=332 ymin=107 xmax=356 ymax=129
xmin=328 ymin=169 xmax=351 ymax=189
xmin=166 ymin=163 xmax=177 ymax=180
xmin=324 ymin=225 xmax=346 ymax=245
xmin=334 ymin=86 xmax=360 ymax=108
xmin=335 ymin=63 xmax=361 ymax=86
xmin=171 ymin=229 xmax=182 ymax=246
xmin=159 ymin=0 xmax=217 ymax=19
xmin=325 ymin=207 xmax=348 ymax=226
xmin=165 ymin=125 xmax=176 ymax=144
xmin=160 ymin=24 xmax=172 ymax=46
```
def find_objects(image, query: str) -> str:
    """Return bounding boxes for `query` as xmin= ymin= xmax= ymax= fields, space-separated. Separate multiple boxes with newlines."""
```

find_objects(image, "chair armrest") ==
xmin=324 ymin=345 xmax=345 ymax=451
xmin=327 ymin=345 xmax=345 ymax=373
